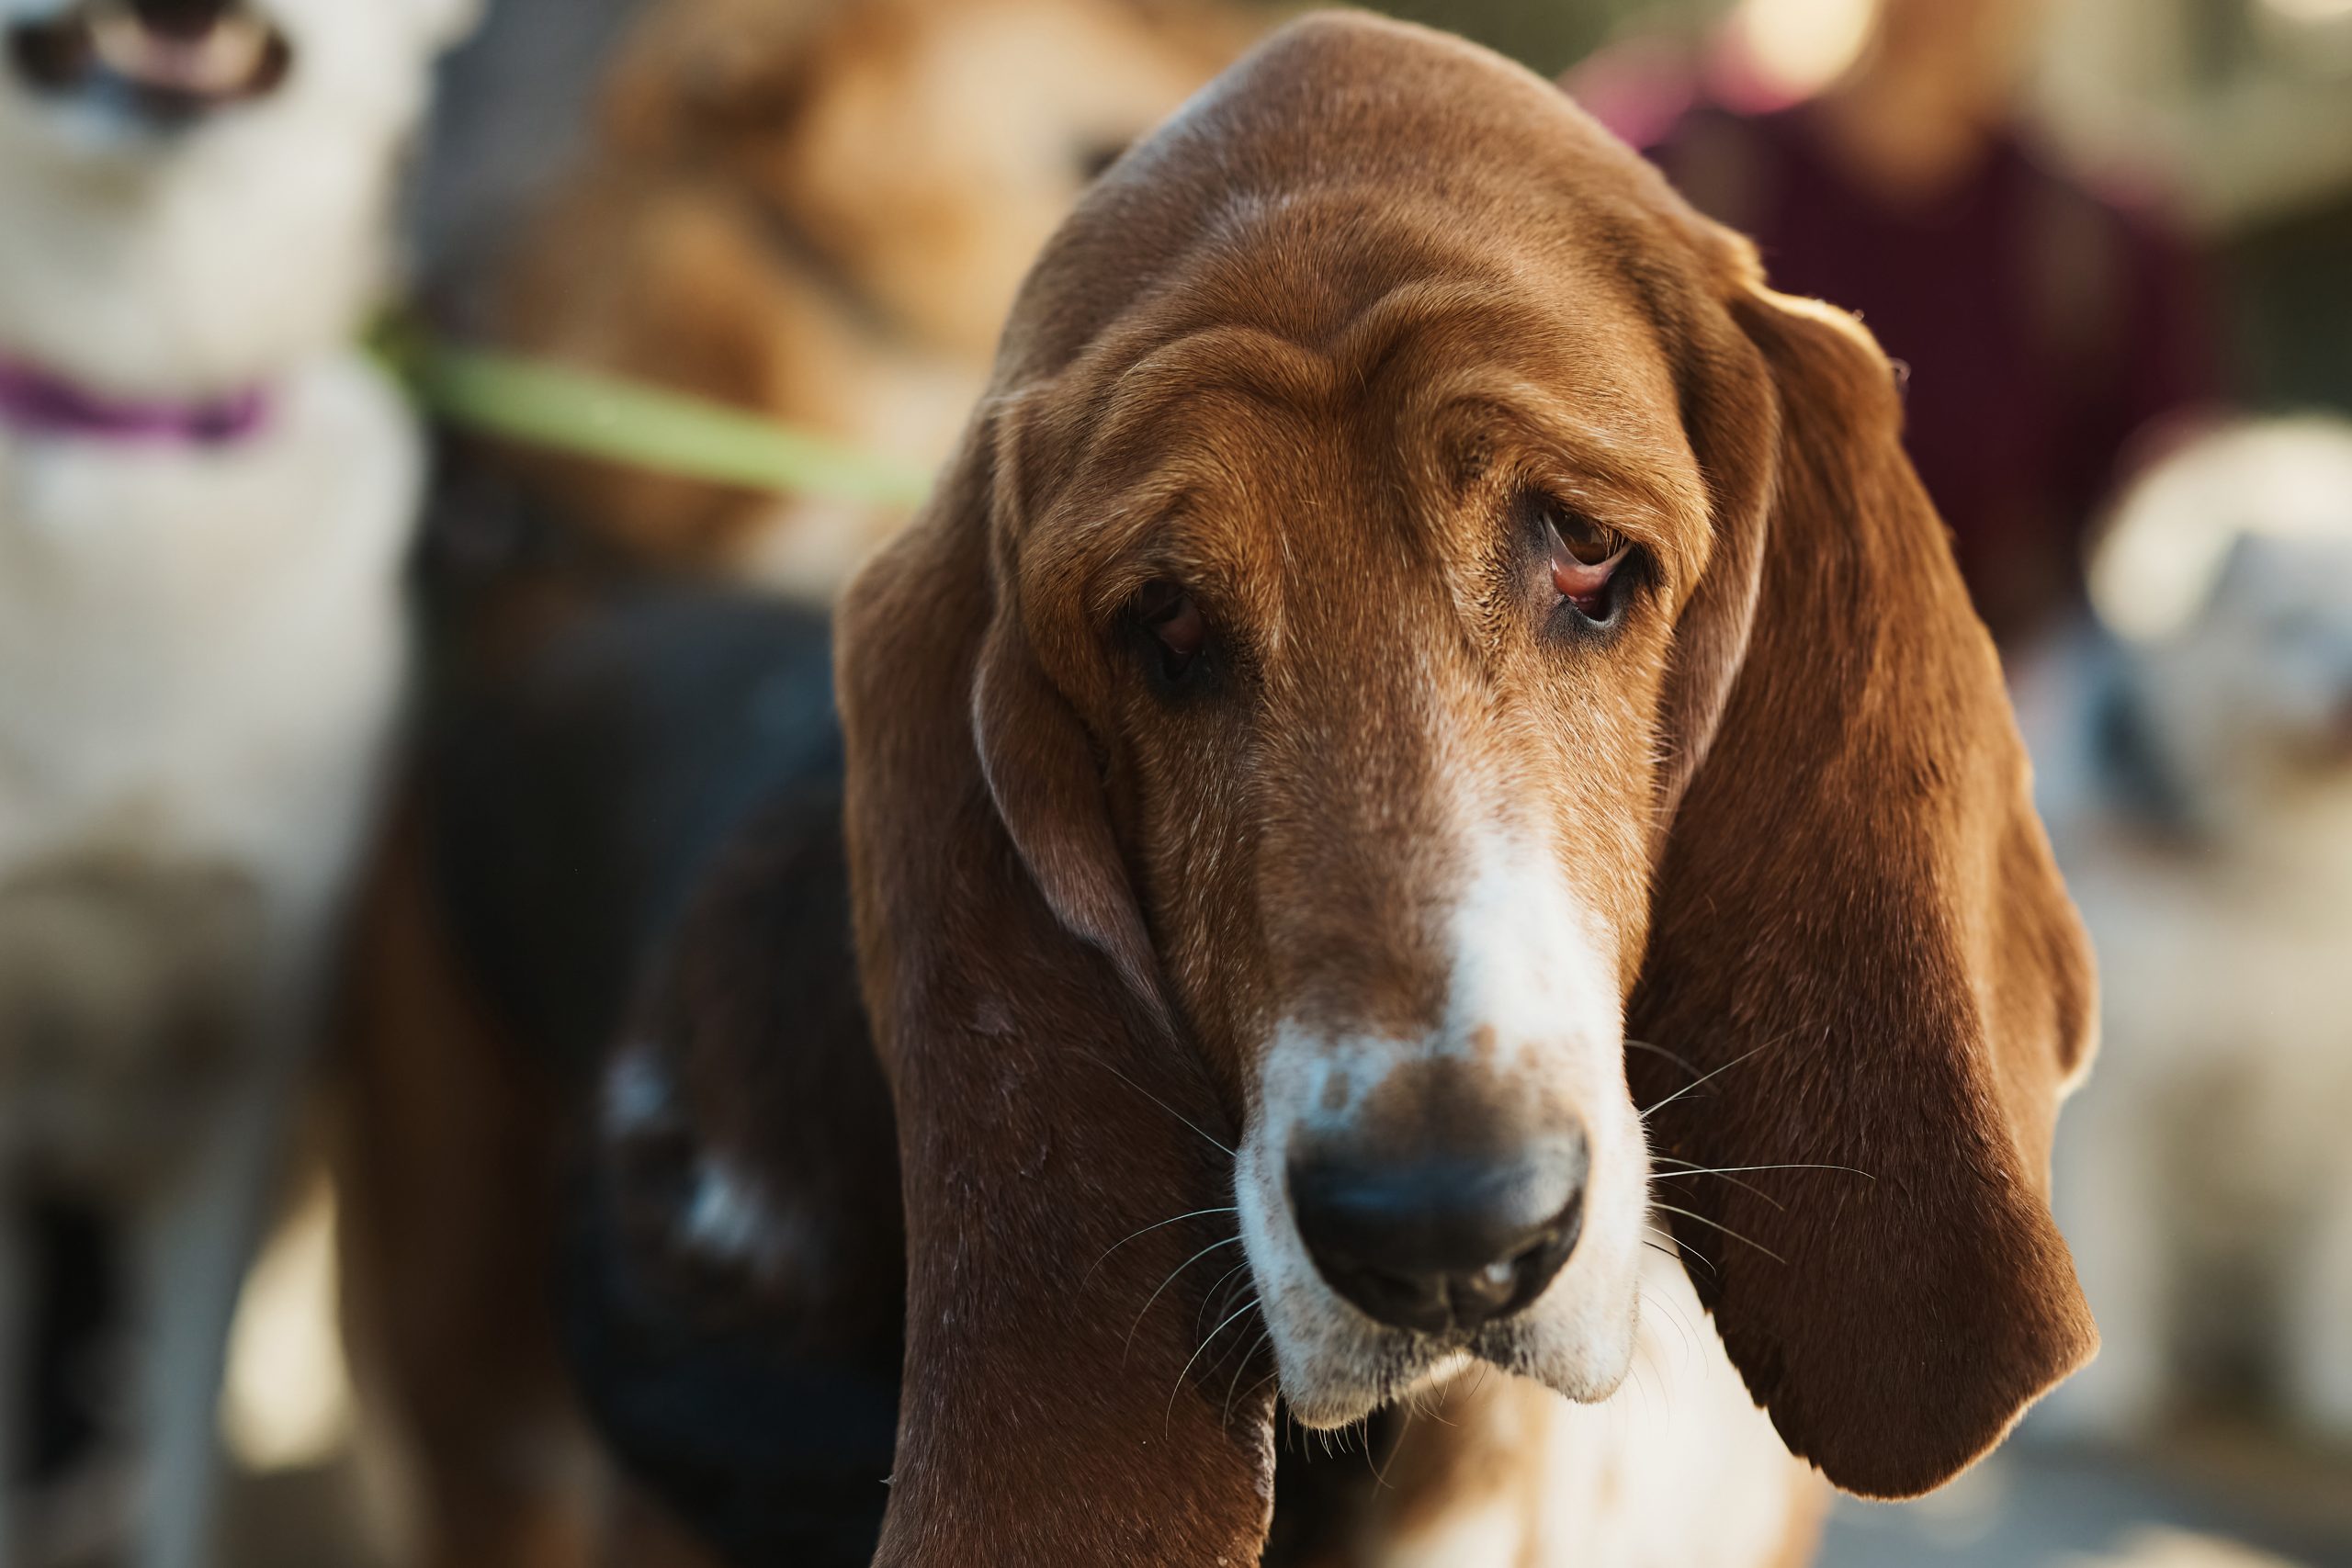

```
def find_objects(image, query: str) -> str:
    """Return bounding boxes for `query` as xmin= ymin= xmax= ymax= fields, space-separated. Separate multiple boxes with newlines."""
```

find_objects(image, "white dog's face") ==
xmin=0 ymin=0 xmax=470 ymax=154
xmin=0 ymin=0 xmax=474 ymax=393
xmin=2095 ymin=423 xmax=2352 ymax=807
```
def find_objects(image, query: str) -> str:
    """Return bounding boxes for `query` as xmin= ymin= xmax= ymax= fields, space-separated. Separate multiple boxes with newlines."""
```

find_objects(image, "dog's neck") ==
xmin=0 ymin=354 xmax=273 ymax=446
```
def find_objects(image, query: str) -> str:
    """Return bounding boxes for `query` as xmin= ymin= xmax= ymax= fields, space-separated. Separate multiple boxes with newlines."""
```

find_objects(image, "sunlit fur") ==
xmin=1356 ymin=1251 xmax=1820 ymax=1568
xmin=840 ymin=17 xmax=2100 ymax=1562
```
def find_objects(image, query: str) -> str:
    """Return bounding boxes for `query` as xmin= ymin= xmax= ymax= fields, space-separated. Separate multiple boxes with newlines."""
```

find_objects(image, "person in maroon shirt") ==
xmin=1614 ymin=0 xmax=2220 ymax=648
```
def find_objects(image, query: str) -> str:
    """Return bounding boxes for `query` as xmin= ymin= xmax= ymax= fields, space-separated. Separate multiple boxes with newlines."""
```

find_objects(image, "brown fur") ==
xmin=1354 ymin=1367 xmax=1827 ymax=1567
xmin=838 ymin=13 xmax=2097 ymax=1563
xmin=332 ymin=807 xmax=594 ymax=1568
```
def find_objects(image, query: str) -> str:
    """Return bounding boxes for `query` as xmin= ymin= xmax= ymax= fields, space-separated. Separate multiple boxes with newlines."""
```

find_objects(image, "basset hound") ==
xmin=351 ymin=10 xmax=2100 ymax=1567
xmin=831 ymin=11 xmax=2099 ymax=1563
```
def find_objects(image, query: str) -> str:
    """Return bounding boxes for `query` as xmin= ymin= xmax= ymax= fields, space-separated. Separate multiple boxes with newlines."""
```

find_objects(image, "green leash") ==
xmin=382 ymin=327 xmax=933 ymax=510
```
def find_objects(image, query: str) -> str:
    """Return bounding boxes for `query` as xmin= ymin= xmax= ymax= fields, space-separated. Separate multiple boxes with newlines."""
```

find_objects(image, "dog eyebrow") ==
xmin=1087 ymin=324 xmax=1701 ymax=516
xmin=1102 ymin=326 xmax=1340 ymax=423
xmin=1429 ymin=386 xmax=1701 ymax=518
xmin=1181 ymin=297 xmax=1703 ymax=554
xmin=1329 ymin=276 xmax=1710 ymax=547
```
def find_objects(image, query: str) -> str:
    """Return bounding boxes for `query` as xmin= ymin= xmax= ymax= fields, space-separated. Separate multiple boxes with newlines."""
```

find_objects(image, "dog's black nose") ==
xmin=1288 ymin=1127 xmax=1587 ymax=1335
xmin=127 ymin=0 xmax=239 ymax=40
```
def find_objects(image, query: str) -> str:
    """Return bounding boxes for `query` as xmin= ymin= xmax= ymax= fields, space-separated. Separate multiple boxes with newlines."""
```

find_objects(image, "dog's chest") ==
xmin=2064 ymin=807 xmax=2352 ymax=1192
xmin=1354 ymin=1254 xmax=1816 ymax=1568
xmin=0 ymin=355 xmax=417 ymax=886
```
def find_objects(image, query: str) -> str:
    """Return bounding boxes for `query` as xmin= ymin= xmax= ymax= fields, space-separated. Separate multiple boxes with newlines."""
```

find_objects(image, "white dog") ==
xmin=0 ymin=0 xmax=469 ymax=1562
xmin=2027 ymin=418 xmax=2352 ymax=1442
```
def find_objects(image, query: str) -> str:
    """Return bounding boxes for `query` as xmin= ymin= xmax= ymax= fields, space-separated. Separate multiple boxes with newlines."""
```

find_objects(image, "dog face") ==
xmin=2177 ymin=533 xmax=2352 ymax=781
xmin=842 ymin=17 xmax=2098 ymax=1537
xmin=0 ymin=0 xmax=471 ymax=392
xmin=979 ymin=229 xmax=1719 ymax=1422
xmin=0 ymin=0 xmax=469 ymax=133
xmin=2092 ymin=421 xmax=2352 ymax=805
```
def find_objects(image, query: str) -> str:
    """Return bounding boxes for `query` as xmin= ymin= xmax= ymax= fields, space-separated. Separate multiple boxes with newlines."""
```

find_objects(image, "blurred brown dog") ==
xmin=497 ymin=0 xmax=1250 ymax=593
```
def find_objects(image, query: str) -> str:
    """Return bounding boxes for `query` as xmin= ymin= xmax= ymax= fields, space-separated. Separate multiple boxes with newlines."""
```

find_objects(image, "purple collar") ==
xmin=0 ymin=356 xmax=273 ymax=446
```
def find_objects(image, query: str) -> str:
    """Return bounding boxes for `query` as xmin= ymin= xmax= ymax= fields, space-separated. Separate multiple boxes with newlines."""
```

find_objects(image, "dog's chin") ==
xmin=1261 ymin=1266 xmax=1644 ymax=1432
xmin=1261 ymin=1213 xmax=1646 ymax=1438
xmin=1236 ymin=1117 xmax=1645 ymax=1432
xmin=7 ymin=1 xmax=291 ymax=129
xmin=1280 ymin=1342 xmax=1471 ymax=1433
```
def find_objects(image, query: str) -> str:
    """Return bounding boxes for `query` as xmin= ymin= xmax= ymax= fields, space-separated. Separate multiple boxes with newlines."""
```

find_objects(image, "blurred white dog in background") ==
xmin=0 ymin=0 xmax=470 ymax=1562
xmin=2026 ymin=417 xmax=2352 ymax=1444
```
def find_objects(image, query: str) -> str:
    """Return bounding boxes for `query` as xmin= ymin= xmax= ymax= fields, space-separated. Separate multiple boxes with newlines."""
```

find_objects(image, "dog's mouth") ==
xmin=8 ymin=0 xmax=290 ymax=120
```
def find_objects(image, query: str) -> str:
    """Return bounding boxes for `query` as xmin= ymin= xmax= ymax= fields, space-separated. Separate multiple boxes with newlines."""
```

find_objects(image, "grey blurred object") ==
xmin=1819 ymin=1436 xmax=2352 ymax=1566
xmin=408 ymin=0 xmax=652 ymax=326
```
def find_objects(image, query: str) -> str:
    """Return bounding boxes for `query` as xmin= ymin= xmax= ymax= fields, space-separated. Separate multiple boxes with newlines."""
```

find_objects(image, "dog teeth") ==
xmin=87 ymin=6 xmax=271 ymax=96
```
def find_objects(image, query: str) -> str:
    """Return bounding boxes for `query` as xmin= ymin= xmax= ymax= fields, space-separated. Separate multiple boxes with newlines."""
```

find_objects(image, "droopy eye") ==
xmin=1135 ymin=579 xmax=1207 ymax=682
xmin=1544 ymin=503 xmax=1632 ymax=620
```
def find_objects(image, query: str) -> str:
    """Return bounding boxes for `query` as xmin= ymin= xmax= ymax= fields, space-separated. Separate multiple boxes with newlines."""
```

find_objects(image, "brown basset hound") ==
xmin=837 ymin=11 xmax=2098 ymax=1563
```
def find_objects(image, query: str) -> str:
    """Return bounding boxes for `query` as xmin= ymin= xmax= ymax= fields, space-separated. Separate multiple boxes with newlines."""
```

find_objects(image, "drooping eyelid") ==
xmin=1078 ymin=534 xmax=1262 ymax=680
xmin=1555 ymin=526 xmax=1634 ymax=572
xmin=1426 ymin=398 xmax=1704 ymax=598
xmin=1514 ymin=464 xmax=1672 ymax=558
xmin=1087 ymin=545 xmax=1223 ymax=634
xmin=1052 ymin=500 xmax=1188 ymax=621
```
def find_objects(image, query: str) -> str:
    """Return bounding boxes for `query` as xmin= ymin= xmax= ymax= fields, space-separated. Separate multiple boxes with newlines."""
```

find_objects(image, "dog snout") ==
xmin=1287 ymin=1120 xmax=1588 ymax=1336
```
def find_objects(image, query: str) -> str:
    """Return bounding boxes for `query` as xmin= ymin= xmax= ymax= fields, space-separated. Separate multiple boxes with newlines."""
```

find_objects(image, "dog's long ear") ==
xmin=1630 ymin=284 xmax=2099 ymax=1501
xmin=838 ymin=420 xmax=1274 ymax=1566
xmin=967 ymin=403 xmax=1170 ymax=1018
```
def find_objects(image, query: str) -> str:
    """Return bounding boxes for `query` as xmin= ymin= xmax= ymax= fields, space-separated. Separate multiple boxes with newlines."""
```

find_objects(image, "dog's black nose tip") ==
xmin=1287 ymin=1130 xmax=1587 ymax=1335
xmin=127 ymin=0 xmax=239 ymax=40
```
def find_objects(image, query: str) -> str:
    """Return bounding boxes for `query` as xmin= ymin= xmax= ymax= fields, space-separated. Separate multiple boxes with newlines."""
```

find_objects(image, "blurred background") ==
xmin=4 ymin=0 xmax=2348 ymax=1564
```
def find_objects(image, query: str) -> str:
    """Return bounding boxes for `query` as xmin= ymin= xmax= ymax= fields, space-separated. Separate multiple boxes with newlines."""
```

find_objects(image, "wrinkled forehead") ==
xmin=1006 ymin=199 xmax=1715 ymax=613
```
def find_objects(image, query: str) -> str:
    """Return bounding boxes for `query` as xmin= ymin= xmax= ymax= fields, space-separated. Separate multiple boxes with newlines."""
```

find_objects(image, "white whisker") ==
xmin=1166 ymin=1297 xmax=1261 ymax=1433
xmin=1081 ymin=1207 xmax=1240 ymax=1286
xmin=1638 ymin=1039 xmax=1776 ymax=1122
xmin=1125 ymin=1235 xmax=1242 ymax=1353
xmin=1083 ymin=1055 xmax=1237 ymax=1157
xmin=1650 ymin=1201 xmax=1786 ymax=1265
